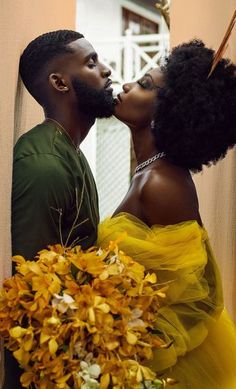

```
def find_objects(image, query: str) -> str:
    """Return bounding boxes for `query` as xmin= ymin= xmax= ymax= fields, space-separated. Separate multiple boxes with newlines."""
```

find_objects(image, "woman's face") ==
xmin=114 ymin=67 xmax=164 ymax=128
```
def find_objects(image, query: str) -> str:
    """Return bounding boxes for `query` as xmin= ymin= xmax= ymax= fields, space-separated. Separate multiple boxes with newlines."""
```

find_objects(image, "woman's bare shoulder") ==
xmin=138 ymin=163 xmax=201 ymax=226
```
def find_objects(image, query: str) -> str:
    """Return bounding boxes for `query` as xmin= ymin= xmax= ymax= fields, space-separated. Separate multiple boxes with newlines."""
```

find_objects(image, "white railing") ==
xmin=93 ymin=30 xmax=169 ymax=85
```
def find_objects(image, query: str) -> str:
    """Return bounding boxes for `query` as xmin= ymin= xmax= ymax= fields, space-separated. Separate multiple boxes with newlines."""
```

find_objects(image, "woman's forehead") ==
xmin=147 ymin=67 xmax=163 ymax=85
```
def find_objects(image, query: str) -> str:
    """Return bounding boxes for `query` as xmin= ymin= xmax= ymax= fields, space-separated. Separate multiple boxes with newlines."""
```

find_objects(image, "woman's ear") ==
xmin=49 ymin=73 xmax=69 ymax=93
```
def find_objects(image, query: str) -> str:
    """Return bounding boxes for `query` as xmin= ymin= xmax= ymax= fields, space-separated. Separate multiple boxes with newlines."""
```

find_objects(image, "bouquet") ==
xmin=0 ymin=236 xmax=175 ymax=389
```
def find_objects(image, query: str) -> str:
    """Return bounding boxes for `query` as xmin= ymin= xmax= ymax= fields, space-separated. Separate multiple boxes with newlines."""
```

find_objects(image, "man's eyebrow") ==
xmin=84 ymin=52 xmax=98 ymax=63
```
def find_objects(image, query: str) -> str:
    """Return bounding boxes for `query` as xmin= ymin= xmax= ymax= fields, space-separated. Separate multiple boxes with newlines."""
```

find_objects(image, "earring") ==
xmin=151 ymin=120 xmax=155 ymax=129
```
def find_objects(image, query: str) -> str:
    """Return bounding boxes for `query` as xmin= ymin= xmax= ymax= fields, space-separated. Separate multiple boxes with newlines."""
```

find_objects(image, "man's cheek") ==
xmin=82 ymin=74 xmax=102 ymax=87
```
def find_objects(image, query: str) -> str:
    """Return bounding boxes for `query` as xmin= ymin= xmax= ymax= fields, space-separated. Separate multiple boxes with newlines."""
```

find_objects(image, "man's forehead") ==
xmin=68 ymin=38 xmax=96 ymax=60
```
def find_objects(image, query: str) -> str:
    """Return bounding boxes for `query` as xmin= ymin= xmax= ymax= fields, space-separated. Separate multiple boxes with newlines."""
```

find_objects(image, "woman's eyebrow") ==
xmin=143 ymin=73 xmax=163 ymax=89
xmin=144 ymin=73 xmax=155 ymax=84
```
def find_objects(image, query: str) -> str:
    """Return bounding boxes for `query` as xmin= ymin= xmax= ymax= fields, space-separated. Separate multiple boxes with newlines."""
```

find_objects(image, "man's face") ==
xmin=55 ymin=38 xmax=115 ymax=118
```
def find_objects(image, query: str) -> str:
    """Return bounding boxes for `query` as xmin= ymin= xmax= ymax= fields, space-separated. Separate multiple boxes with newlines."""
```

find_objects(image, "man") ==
xmin=12 ymin=29 xmax=114 ymax=259
xmin=5 ymin=29 xmax=114 ymax=388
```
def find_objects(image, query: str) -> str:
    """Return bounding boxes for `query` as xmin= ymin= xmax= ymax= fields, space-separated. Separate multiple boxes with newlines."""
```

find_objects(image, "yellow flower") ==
xmin=68 ymin=250 xmax=106 ymax=275
xmin=88 ymin=295 xmax=110 ymax=324
xmin=120 ymin=253 xmax=145 ymax=283
xmin=123 ymin=360 xmax=156 ymax=383
xmin=20 ymin=371 xmax=35 ymax=387
xmin=13 ymin=347 xmax=30 ymax=367
xmin=48 ymin=338 xmax=58 ymax=355
xmin=126 ymin=331 xmax=138 ymax=345
xmin=100 ymin=373 xmax=110 ymax=389
xmin=0 ymin=237 xmax=169 ymax=388
xmin=144 ymin=272 xmax=157 ymax=284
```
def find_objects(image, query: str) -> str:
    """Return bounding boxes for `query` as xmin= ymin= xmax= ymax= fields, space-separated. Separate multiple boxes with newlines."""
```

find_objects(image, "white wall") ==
xmin=76 ymin=0 xmax=165 ymax=63
xmin=77 ymin=0 xmax=121 ymax=178
xmin=76 ymin=0 xmax=121 ymax=39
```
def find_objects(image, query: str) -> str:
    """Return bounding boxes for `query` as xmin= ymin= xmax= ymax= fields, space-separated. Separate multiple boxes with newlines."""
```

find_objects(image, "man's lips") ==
xmin=105 ymin=79 xmax=113 ymax=90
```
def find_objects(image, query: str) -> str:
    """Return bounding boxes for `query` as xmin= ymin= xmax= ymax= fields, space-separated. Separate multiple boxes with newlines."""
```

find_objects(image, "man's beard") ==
xmin=72 ymin=78 xmax=115 ymax=119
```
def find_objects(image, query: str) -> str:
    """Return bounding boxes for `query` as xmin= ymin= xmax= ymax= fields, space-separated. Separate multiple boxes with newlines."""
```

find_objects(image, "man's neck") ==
xmin=44 ymin=107 xmax=95 ymax=146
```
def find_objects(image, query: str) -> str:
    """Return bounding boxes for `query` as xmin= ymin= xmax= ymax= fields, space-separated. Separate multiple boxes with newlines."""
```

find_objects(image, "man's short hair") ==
xmin=19 ymin=30 xmax=84 ymax=100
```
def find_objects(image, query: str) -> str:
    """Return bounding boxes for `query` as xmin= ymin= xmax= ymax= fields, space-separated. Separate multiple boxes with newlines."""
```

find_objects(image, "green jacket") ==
xmin=12 ymin=121 xmax=99 ymax=260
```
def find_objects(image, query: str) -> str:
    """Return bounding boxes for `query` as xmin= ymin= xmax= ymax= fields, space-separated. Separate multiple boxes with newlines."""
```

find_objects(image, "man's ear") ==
xmin=49 ymin=73 xmax=69 ymax=93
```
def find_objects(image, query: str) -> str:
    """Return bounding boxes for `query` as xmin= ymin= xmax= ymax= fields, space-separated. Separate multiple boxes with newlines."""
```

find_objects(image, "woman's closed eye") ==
xmin=137 ymin=74 xmax=163 ymax=91
xmin=137 ymin=78 xmax=153 ymax=90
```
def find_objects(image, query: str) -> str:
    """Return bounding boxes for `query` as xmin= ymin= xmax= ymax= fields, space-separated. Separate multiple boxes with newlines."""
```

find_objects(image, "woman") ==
xmin=98 ymin=40 xmax=236 ymax=388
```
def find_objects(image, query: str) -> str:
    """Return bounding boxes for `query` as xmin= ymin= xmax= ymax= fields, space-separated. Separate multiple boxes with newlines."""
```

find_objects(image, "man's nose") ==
xmin=101 ymin=63 xmax=111 ymax=78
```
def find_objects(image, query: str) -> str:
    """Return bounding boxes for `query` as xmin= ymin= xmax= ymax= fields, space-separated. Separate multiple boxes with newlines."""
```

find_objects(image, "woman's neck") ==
xmin=130 ymin=125 xmax=158 ymax=165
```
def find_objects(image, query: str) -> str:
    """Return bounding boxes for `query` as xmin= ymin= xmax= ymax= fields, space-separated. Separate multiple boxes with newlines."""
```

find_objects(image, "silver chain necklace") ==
xmin=134 ymin=152 xmax=166 ymax=173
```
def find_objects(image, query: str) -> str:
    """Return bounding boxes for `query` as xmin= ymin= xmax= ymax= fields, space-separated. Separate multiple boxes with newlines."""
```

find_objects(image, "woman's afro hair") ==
xmin=153 ymin=40 xmax=236 ymax=172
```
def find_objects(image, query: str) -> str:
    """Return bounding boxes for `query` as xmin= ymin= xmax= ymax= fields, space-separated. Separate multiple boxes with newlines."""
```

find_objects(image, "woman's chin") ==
xmin=114 ymin=106 xmax=133 ymax=128
xmin=114 ymin=107 xmax=124 ymax=121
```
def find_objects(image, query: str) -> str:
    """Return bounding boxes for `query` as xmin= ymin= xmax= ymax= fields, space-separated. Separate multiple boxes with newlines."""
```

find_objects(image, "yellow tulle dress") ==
xmin=98 ymin=213 xmax=236 ymax=389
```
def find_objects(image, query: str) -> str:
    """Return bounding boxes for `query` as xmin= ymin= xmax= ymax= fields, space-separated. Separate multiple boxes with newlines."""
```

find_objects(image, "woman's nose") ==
xmin=123 ymin=83 xmax=131 ymax=92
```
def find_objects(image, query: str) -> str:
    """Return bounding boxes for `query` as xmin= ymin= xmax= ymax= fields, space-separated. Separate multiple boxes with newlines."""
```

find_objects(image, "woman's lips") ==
xmin=113 ymin=91 xmax=123 ymax=105
xmin=117 ymin=93 xmax=122 ymax=102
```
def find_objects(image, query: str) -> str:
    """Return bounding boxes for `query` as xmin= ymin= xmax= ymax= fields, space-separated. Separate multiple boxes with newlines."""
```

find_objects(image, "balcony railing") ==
xmin=93 ymin=29 xmax=169 ymax=85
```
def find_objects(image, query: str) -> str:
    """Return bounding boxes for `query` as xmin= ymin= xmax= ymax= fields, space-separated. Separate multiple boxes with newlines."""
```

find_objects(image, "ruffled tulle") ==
xmin=98 ymin=213 xmax=236 ymax=388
